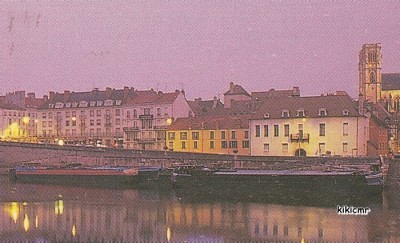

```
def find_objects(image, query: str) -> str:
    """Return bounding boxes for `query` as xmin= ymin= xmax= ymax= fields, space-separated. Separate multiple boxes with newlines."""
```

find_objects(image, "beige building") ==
xmin=250 ymin=93 xmax=369 ymax=156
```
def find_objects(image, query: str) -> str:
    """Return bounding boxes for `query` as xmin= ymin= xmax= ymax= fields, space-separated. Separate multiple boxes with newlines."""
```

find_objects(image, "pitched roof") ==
xmin=224 ymin=82 xmax=251 ymax=96
xmin=382 ymin=73 xmax=400 ymax=91
xmin=251 ymin=87 xmax=300 ymax=100
xmin=125 ymin=90 xmax=180 ymax=105
xmin=168 ymin=115 xmax=252 ymax=130
xmin=0 ymin=102 xmax=25 ymax=111
xmin=188 ymin=98 xmax=224 ymax=116
xmin=250 ymin=94 xmax=362 ymax=119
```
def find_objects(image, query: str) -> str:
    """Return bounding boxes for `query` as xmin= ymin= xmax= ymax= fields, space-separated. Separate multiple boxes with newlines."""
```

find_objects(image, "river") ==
xmin=0 ymin=175 xmax=399 ymax=242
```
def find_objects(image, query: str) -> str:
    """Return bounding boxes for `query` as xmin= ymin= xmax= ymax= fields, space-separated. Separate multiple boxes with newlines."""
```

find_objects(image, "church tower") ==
xmin=359 ymin=43 xmax=382 ymax=103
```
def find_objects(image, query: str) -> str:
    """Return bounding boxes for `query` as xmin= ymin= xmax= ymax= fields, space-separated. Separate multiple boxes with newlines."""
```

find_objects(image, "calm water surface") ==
xmin=0 ymin=175 xmax=399 ymax=242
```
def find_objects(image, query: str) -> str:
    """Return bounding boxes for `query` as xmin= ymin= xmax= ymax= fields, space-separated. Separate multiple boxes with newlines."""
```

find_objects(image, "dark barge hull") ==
xmin=171 ymin=170 xmax=383 ymax=194
xmin=11 ymin=168 xmax=160 ymax=189
xmin=171 ymin=170 xmax=383 ymax=206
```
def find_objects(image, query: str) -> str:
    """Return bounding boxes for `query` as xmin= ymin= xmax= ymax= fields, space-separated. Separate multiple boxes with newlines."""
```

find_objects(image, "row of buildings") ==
xmin=1 ymin=43 xmax=399 ymax=157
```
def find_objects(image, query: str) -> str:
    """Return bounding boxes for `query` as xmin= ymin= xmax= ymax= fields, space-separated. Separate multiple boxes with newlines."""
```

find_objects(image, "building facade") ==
xmin=166 ymin=116 xmax=251 ymax=155
xmin=123 ymin=89 xmax=192 ymax=150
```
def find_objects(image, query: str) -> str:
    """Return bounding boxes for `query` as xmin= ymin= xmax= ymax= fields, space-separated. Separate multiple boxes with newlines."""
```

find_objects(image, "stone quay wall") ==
xmin=0 ymin=141 xmax=381 ymax=171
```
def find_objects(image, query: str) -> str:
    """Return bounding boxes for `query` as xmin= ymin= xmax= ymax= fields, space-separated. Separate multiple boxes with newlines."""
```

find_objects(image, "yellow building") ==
xmin=166 ymin=115 xmax=251 ymax=155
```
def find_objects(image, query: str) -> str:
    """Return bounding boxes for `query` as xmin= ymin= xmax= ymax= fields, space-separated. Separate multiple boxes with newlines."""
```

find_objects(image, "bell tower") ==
xmin=359 ymin=43 xmax=382 ymax=103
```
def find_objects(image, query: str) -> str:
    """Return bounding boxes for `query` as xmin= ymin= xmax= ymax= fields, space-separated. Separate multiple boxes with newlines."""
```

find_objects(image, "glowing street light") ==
xmin=22 ymin=116 xmax=30 ymax=138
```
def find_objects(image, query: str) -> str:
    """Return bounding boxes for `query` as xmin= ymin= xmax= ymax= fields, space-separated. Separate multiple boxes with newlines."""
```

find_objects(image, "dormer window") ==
xmin=96 ymin=101 xmax=103 ymax=106
xmin=281 ymin=110 xmax=290 ymax=118
xmin=297 ymin=109 xmax=305 ymax=117
xmin=319 ymin=108 xmax=327 ymax=116
xmin=72 ymin=102 xmax=78 ymax=108
xmin=90 ymin=101 xmax=96 ymax=107
xmin=65 ymin=103 xmax=71 ymax=108
xmin=48 ymin=104 xmax=54 ymax=109
xmin=55 ymin=102 xmax=64 ymax=109
xmin=116 ymin=100 xmax=122 ymax=106
xmin=343 ymin=110 xmax=349 ymax=116
xmin=79 ymin=101 xmax=88 ymax=107
xmin=104 ymin=100 xmax=113 ymax=106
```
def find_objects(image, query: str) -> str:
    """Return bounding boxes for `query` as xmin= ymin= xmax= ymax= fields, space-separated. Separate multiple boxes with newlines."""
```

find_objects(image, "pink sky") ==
xmin=1 ymin=1 xmax=400 ymax=100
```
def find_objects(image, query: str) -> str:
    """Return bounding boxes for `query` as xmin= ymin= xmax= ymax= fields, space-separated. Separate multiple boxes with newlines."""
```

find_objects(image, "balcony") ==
xmin=290 ymin=133 xmax=310 ymax=143
xmin=139 ymin=114 xmax=153 ymax=120
xmin=137 ymin=138 xmax=156 ymax=144
xmin=154 ymin=125 xmax=167 ymax=130
xmin=123 ymin=127 xmax=139 ymax=132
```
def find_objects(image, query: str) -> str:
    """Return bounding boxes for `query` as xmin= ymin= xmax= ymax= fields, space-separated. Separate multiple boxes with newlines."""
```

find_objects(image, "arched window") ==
xmin=368 ymin=51 xmax=377 ymax=62
xmin=370 ymin=71 xmax=376 ymax=84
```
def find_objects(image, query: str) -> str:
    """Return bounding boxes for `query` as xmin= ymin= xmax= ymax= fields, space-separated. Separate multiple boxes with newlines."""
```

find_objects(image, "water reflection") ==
xmin=0 ymin=175 xmax=399 ymax=242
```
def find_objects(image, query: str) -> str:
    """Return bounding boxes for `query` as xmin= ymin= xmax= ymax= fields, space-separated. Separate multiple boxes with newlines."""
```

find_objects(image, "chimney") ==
xmin=27 ymin=92 xmax=36 ymax=100
xmin=213 ymin=96 xmax=218 ymax=108
xmin=49 ymin=91 xmax=55 ymax=100
xmin=195 ymin=98 xmax=202 ymax=102
xmin=123 ymin=86 xmax=130 ymax=99
xmin=64 ymin=90 xmax=71 ymax=101
xmin=230 ymin=82 xmax=234 ymax=92
xmin=292 ymin=87 xmax=300 ymax=97
xmin=43 ymin=95 xmax=48 ymax=101
xmin=106 ymin=87 xmax=112 ymax=97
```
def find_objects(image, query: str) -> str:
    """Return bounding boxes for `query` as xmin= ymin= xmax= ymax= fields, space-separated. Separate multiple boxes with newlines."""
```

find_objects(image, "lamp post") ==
xmin=22 ymin=116 xmax=30 ymax=141
xmin=34 ymin=119 xmax=38 ymax=142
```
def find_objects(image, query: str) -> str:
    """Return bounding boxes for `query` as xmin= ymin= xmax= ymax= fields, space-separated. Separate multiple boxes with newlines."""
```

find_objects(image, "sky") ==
xmin=1 ymin=0 xmax=400 ymax=100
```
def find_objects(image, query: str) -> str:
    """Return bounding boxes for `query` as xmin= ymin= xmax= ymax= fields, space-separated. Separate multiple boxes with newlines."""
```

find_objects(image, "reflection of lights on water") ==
xmin=72 ymin=224 xmax=77 ymax=237
xmin=167 ymin=227 xmax=171 ymax=242
xmin=6 ymin=202 xmax=20 ymax=223
xmin=55 ymin=199 xmax=64 ymax=215
xmin=35 ymin=215 xmax=39 ymax=228
xmin=23 ymin=214 xmax=30 ymax=232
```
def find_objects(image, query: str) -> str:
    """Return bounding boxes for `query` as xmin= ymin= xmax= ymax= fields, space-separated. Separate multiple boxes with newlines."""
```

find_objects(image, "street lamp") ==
xmin=22 ymin=116 xmax=30 ymax=141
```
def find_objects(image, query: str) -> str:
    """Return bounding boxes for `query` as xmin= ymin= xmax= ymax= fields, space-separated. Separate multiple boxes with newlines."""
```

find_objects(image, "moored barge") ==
xmin=9 ymin=163 xmax=160 ymax=188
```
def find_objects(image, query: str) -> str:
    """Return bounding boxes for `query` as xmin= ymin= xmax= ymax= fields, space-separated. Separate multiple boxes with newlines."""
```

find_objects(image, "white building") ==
xmin=123 ymin=89 xmax=192 ymax=150
xmin=250 ymin=94 xmax=369 ymax=156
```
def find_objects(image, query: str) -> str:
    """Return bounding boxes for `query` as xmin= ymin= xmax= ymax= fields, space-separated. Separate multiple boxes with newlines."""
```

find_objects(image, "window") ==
xmin=72 ymin=120 xmax=76 ymax=126
xmin=90 ymin=110 xmax=94 ymax=117
xmin=66 ymin=120 xmax=70 ymax=127
xmin=221 ymin=131 xmax=226 ymax=140
xmin=229 ymin=141 xmax=237 ymax=148
xmin=181 ymin=141 xmax=186 ymax=149
xmin=244 ymin=131 xmax=249 ymax=139
xmin=343 ymin=123 xmax=349 ymax=136
xmin=221 ymin=141 xmax=228 ymax=149
xmin=281 ymin=110 xmax=290 ymax=118
xmin=144 ymin=108 xmax=151 ymax=115
xmin=90 ymin=120 xmax=94 ymax=126
xmin=319 ymin=108 xmax=327 ymax=116
xmin=319 ymin=123 xmax=325 ymax=136
xmin=282 ymin=143 xmax=288 ymax=152
xmin=210 ymin=131 xmax=215 ymax=139
xmin=264 ymin=125 xmax=268 ymax=137
xmin=343 ymin=110 xmax=349 ymax=116
xmin=180 ymin=132 xmax=187 ymax=140
xmin=96 ymin=119 xmax=101 ymax=126
xmin=115 ymin=109 xmax=120 ymax=116
xmin=96 ymin=128 xmax=101 ymax=135
xmin=210 ymin=141 xmax=215 ymax=149
xmin=116 ymin=128 xmax=121 ymax=136
xmin=319 ymin=143 xmax=326 ymax=154
xmin=343 ymin=143 xmax=348 ymax=153
xmin=192 ymin=132 xmax=199 ymax=140
xmin=255 ymin=125 xmax=260 ymax=137
xmin=66 ymin=111 xmax=70 ymax=118
xmin=157 ymin=108 xmax=161 ymax=117
xmin=168 ymin=132 xmax=175 ymax=140
xmin=297 ymin=110 xmax=305 ymax=117
xmin=284 ymin=124 xmax=289 ymax=137
xmin=96 ymin=110 xmax=101 ymax=117
xmin=133 ymin=109 xmax=137 ymax=118
xmin=274 ymin=125 xmax=279 ymax=137
xmin=193 ymin=141 xmax=198 ymax=149
xmin=42 ymin=121 xmax=47 ymax=127
xmin=48 ymin=121 xmax=53 ymax=127
xmin=263 ymin=143 xmax=269 ymax=152
xmin=116 ymin=119 xmax=120 ymax=125
xmin=242 ymin=140 xmax=249 ymax=148
xmin=231 ymin=131 xmax=236 ymax=139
